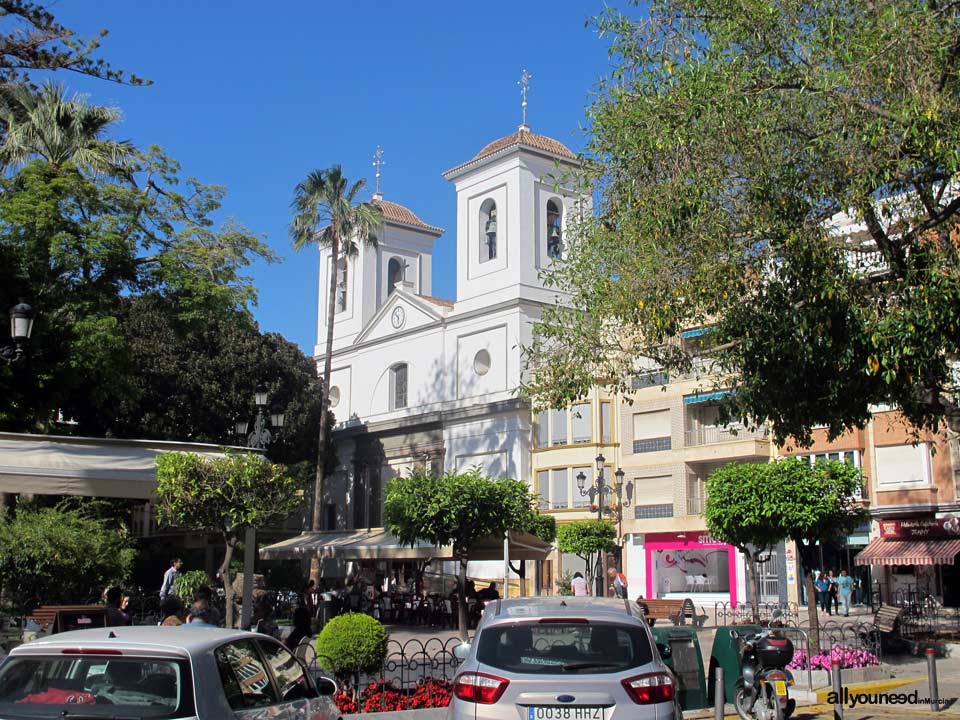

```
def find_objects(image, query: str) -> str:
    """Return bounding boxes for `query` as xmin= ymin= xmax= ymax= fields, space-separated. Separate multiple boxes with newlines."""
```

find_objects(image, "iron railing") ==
xmin=685 ymin=426 xmax=770 ymax=446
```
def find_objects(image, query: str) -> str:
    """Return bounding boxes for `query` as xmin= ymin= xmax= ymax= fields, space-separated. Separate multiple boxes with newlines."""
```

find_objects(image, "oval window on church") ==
xmin=329 ymin=385 xmax=341 ymax=408
xmin=474 ymin=349 xmax=491 ymax=376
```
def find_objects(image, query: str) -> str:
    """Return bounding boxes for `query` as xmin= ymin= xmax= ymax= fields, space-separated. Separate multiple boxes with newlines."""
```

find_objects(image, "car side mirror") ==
xmin=453 ymin=642 xmax=471 ymax=660
xmin=656 ymin=642 xmax=672 ymax=659
xmin=316 ymin=676 xmax=338 ymax=696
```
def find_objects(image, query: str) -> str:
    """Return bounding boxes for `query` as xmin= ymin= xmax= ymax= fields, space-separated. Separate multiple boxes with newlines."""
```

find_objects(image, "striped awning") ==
xmin=855 ymin=537 xmax=960 ymax=566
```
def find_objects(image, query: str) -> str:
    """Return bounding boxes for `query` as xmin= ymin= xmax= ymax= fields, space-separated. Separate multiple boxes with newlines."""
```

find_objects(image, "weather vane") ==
xmin=373 ymin=145 xmax=385 ymax=195
xmin=518 ymin=68 xmax=532 ymax=128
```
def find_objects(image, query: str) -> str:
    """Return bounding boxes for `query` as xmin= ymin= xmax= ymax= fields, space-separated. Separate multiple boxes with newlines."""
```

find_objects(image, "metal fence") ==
xmin=712 ymin=601 xmax=800 ymax=629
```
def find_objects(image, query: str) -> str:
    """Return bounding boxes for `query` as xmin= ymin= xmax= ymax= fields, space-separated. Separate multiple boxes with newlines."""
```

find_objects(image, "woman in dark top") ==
xmin=285 ymin=606 xmax=313 ymax=651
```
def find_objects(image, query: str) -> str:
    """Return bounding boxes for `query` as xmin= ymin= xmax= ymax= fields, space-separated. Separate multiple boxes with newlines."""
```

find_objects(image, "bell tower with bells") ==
xmin=442 ymin=69 xmax=582 ymax=312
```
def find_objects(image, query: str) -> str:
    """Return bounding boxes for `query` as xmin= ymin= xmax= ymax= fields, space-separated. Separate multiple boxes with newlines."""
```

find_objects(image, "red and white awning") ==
xmin=855 ymin=537 xmax=960 ymax=566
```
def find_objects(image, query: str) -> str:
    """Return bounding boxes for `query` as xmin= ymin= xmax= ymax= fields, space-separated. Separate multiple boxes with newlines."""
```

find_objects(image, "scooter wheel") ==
xmin=734 ymin=688 xmax=754 ymax=720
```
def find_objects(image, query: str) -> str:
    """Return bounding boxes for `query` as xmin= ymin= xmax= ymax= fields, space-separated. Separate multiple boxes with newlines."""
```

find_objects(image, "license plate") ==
xmin=774 ymin=681 xmax=787 ymax=696
xmin=528 ymin=707 xmax=602 ymax=720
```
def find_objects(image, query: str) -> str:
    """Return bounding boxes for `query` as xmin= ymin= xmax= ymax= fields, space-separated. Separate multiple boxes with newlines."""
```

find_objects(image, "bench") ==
xmin=635 ymin=598 xmax=707 ymax=628
xmin=27 ymin=605 xmax=106 ymax=634
xmin=859 ymin=605 xmax=907 ymax=654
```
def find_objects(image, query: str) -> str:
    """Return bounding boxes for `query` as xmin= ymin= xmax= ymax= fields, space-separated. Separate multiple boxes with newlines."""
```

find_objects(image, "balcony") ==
xmin=686 ymin=425 xmax=769 ymax=446
xmin=683 ymin=425 xmax=771 ymax=463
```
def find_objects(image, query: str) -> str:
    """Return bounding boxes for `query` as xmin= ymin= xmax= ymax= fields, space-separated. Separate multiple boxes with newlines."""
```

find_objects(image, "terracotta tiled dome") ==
xmin=372 ymin=197 xmax=443 ymax=235
xmin=444 ymin=128 xmax=578 ymax=176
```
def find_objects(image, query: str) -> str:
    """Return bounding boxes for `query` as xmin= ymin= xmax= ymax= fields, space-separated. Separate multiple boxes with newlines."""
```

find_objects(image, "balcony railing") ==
xmin=685 ymin=425 xmax=769 ymax=446
xmin=686 ymin=496 xmax=705 ymax=515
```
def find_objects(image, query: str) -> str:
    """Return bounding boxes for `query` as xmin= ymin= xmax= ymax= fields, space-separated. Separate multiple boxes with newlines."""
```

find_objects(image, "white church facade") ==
xmin=316 ymin=125 xmax=581 ymax=537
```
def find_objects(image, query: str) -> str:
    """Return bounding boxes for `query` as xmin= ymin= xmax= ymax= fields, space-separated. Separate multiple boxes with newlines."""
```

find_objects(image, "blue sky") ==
xmin=52 ymin=1 xmax=616 ymax=354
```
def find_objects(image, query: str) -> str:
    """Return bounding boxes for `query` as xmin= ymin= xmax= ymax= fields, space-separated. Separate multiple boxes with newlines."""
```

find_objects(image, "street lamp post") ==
xmin=1 ymin=301 xmax=35 ymax=364
xmin=234 ymin=384 xmax=285 ymax=629
xmin=576 ymin=454 xmax=633 ymax=596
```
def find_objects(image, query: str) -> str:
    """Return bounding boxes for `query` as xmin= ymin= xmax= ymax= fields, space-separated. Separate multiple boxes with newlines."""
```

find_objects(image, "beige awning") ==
xmin=0 ymin=432 xmax=252 ymax=499
xmin=259 ymin=528 xmax=553 ymax=562
xmin=855 ymin=537 xmax=960 ymax=566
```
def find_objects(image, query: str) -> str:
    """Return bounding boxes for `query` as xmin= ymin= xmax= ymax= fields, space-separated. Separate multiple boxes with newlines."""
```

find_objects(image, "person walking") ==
xmin=159 ymin=558 xmax=182 ymax=601
xmin=827 ymin=570 xmax=840 ymax=614
xmin=608 ymin=567 xmax=628 ymax=599
xmin=571 ymin=572 xmax=589 ymax=596
xmin=814 ymin=572 xmax=831 ymax=615
xmin=837 ymin=569 xmax=854 ymax=617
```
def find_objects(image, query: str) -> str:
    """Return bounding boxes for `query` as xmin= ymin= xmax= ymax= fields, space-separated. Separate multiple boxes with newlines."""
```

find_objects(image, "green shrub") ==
xmin=316 ymin=613 xmax=388 ymax=678
xmin=174 ymin=570 xmax=211 ymax=601
xmin=557 ymin=571 xmax=573 ymax=597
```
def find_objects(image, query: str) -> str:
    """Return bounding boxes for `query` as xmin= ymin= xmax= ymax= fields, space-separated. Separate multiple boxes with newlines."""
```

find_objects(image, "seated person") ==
xmin=476 ymin=582 xmax=500 ymax=602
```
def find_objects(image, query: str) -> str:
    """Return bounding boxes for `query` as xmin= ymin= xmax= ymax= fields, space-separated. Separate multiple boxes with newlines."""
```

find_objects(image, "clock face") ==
xmin=391 ymin=306 xmax=405 ymax=329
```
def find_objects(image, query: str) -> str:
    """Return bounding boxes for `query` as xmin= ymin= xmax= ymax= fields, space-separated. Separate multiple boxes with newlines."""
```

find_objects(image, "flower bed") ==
xmin=334 ymin=679 xmax=452 ymax=714
xmin=787 ymin=644 xmax=879 ymax=670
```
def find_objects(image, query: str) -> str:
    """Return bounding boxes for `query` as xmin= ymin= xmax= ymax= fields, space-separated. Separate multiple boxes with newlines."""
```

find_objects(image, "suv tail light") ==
xmin=453 ymin=672 xmax=509 ymax=704
xmin=621 ymin=672 xmax=676 ymax=704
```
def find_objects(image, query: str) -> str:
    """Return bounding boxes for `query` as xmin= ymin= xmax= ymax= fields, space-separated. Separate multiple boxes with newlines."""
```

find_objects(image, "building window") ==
xmin=551 ymin=468 xmax=568 ymax=509
xmin=480 ymin=199 xmax=497 ymax=263
xmin=335 ymin=258 xmax=348 ymax=312
xmin=391 ymin=363 xmax=408 ymax=410
xmin=600 ymin=402 xmax=612 ymax=443
xmin=536 ymin=409 xmax=549 ymax=449
xmin=537 ymin=470 xmax=549 ymax=510
xmin=546 ymin=199 xmax=563 ymax=259
xmin=632 ymin=409 xmax=671 ymax=454
xmin=634 ymin=503 xmax=675 ymax=519
xmin=474 ymin=349 xmax=491 ymax=376
xmin=876 ymin=443 xmax=931 ymax=487
xmin=550 ymin=408 xmax=568 ymax=446
xmin=388 ymin=257 xmax=404 ymax=295
xmin=571 ymin=403 xmax=591 ymax=443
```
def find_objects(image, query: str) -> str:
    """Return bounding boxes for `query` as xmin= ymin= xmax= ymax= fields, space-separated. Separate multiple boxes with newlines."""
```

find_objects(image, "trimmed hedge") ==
xmin=316 ymin=612 xmax=388 ymax=677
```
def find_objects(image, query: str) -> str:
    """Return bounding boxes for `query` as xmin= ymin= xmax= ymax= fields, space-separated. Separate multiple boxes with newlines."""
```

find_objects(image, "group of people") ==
xmin=814 ymin=568 xmax=856 ymax=616
xmin=570 ymin=567 xmax=628 ymax=598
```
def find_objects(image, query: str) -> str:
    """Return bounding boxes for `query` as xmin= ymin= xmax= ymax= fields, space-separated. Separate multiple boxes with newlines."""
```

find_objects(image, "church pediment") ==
xmin=354 ymin=289 xmax=449 ymax=345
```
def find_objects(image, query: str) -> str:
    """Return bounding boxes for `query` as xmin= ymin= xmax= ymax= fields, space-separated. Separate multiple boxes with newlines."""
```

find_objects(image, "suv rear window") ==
xmin=476 ymin=622 xmax=653 ymax=674
xmin=0 ymin=655 xmax=194 ymax=718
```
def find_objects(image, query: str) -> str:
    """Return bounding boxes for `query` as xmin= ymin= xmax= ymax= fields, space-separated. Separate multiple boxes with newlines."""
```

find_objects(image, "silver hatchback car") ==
xmin=448 ymin=597 xmax=680 ymax=720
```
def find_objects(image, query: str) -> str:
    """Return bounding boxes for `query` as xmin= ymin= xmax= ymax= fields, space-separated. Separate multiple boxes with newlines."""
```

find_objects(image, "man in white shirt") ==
xmin=571 ymin=572 xmax=589 ymax=596
xmin=159 ymin=558 xmax=182 ymax=600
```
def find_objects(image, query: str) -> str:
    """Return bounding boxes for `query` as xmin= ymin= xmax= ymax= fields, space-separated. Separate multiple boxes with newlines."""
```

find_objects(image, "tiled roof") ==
xmin=444 ymin=129 xmax=577 ymax=176
xmin=417 ymin=294 xmax=454 ymax=309
xmin=372 ymin=197 xmax=443 ymax=235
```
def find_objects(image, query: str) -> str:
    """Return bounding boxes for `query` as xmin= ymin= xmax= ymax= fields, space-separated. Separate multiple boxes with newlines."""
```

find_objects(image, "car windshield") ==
xmin=476 ymin=622 xmax=653 ymax=674
xmin=0 ymin=655 xmax=195 ymax=719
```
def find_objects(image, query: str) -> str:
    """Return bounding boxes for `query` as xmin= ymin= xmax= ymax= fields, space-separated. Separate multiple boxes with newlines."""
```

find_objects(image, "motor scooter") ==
xmin=733 ymin=623 xmax=797 ymax=720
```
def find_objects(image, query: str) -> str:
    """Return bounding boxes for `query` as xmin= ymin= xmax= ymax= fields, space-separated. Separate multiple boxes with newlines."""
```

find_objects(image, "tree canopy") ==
xmin=706 ymin=457 xmax=864 ymax=626
xmin=383 ymin=468 xmax=539 ymax=636
xmin=154 ymin=451 xmax=301 ymax=628
xmin=523 ymin=0 xmax=960 ymax=445
xmin=0 ymin=503 xmax=135 ymax=608
xmin=555 ymin=519 xmax=617 ymax=592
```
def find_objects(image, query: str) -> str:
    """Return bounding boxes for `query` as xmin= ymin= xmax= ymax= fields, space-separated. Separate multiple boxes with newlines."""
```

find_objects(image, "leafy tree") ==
xmin=0 ymin=150 xmax=275 ymax=433
xmin=705 ymin=458 xmax=864 ymax=639
xmin=383 ymin=468 xmax=536 ymax=637
xmin=0 ymin=1 xmax=147 ymax=85
xmin=524 ymin=0 xmax=960 ymax=446
xmin=555 ymin=520 xmax=617 ymax=594
xmin=154 ymin=451 xmax=301 ymax=629
xmin=289 ymin=166 xmax=383 ymax=553
xmin=0 ymin=81 xmax=135 ymax=175
xmin=0 ymin=504 xmax=135 ymax=608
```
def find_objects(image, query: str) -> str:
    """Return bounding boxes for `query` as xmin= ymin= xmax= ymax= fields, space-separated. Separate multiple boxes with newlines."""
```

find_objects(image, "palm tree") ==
xmin=0 ymin=81 xmax=135 ymax=175
xmin=290 ymin=166 xmax=383 ymax=555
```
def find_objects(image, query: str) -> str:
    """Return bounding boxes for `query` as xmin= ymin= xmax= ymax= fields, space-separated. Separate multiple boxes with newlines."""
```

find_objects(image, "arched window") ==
xmin=335 ymin=258 xmax=348 ymax=312
xmin=547 ymin=199 xmax=563 ymax=260
xmin=480 ymin=199 xmax=497 ymax=263
xmin=391 ymin=363 xmax=408 ymax=410
xmin=387 ymin=257 xmax=404 ymax=295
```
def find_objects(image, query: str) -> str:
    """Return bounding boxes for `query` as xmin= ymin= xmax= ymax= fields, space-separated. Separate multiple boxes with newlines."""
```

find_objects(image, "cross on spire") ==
xmin=372 ymin=145 xmax=385 ymax=198
xmin=518 ymin=68 xmax=532 ymax=130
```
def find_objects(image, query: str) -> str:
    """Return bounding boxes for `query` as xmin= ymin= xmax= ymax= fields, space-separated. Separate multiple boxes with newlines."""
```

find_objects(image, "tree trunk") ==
xmin=794 ymin=537 xmax=820 ymax=649
xmin=221 ymin=536 xmax=237 ymax=629
xmin=310 ymin=237 xmax=341 ymax=584
xmin=457 ymin=556 xmax=468 ymax=640
xmin=744 ymin=548 xmax=761 ymax=624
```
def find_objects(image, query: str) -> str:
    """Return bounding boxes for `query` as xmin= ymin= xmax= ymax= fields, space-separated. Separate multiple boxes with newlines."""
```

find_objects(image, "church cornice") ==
xmin=334 ymin=396 xmax=530 ymax=438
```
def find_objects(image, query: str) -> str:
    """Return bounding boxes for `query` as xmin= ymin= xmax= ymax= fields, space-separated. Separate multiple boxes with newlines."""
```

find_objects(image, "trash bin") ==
xmin=318 ymin=592 xmax=336 ymax=630
xmin=652 ymin=626 xmax=708 ymax=710
xmin=708 ymin=624 xmax=761 ymax=704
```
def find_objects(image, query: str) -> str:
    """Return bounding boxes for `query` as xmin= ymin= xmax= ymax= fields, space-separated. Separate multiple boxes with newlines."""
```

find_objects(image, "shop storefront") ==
xmin=856 ymin=515 xmax=960 ymax=607
xmin=643 ymin=531 xmax=743 ymax=607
